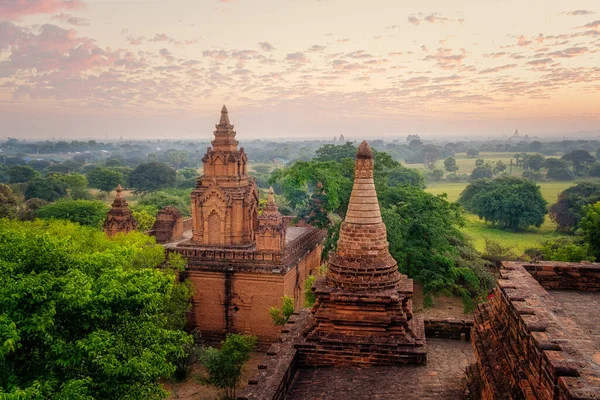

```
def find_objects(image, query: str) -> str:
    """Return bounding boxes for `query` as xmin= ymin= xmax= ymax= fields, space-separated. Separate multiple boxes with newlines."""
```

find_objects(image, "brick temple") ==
xmin=166 ymin=106 xmax=325 ymax=344
xmin=299 ymin=140 xmax=427 ymax=366
xmin=103 ymin=184 xmax=137 ymax=236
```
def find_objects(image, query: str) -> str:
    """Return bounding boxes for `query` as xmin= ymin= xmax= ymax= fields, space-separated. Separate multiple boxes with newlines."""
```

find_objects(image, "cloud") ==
xmin=563 ymin=10 xmax=595 ymax=16
xmin=337 ymin=38 xmax=350 ymax=43
xmin=285 ymin=52 xmax=309 ymax=63
xmin=478 ymin=64 xmax=517 ymax=74
xmin=259 ymin=42 xmax=274 ymax=51
xmin=424 ymin=47 xmax=467 ymax=69
xmin=547 ymin=46 xmax=588 ymax=58
xmin=307 ymin=45 xmax=326 ymax=52
xmin=50 ymin=13 xmax=89 ymax=26
xmin=582 ymin=20 xmax=600 ymax=29
xmin=526 ymin=58 xmax=553 ymax=65
xmin=516 ymin=35 xmax=532 ymax=47
xmin=0 ymin=0 xmax=85 ymax=20
xmin=424 ymin=13 xmax=449 ymax=24
xmin=127 ymin=36 xmax=145 ymax=45
xmin=408 ymin=15 xmax=420 ymax=26
xmin=147 ymin=33 xmax=196 ymax=46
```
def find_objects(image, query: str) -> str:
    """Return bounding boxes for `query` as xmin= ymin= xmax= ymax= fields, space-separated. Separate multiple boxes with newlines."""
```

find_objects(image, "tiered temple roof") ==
xmin=103 ymin=184 xmax=137 ymax=236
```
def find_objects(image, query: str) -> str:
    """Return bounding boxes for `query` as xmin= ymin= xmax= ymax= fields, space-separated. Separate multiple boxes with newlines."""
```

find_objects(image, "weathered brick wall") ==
xmin=237 ymin=311 xmax=310 ymax=400
xmin=467 ymin=262 xmax=600 ymax=400
xmin=424 ymin=317 xmax=473 ymax=340
xmin=523 ymin=262 xmax=600 ymax=291
xmin=182 ymin=217 xmax=193 ymax=231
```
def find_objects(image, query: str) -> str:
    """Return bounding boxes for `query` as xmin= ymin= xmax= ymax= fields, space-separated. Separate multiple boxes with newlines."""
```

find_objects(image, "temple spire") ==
xmin=267 ymin=186 xmax=275 ymax=204
xmin=219 ymin=105 xmax=230 ymax=126
xmin=115 ymin=184 xmax=123 ymax=199
xmin=325 ymin=139 xmax=400 ymax=291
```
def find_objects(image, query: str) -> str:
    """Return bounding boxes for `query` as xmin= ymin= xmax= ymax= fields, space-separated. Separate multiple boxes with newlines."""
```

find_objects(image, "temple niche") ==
xmin=103 ymin=184 xmax=137 ymax=236
xmin=164 ymin=106 xmax=326 ymax=345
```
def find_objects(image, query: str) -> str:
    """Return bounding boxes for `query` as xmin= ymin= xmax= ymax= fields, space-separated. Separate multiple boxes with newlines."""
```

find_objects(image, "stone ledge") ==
xmin=523 ymin=261 xmax=600 ymax=292
xmin=424 ymin=317 xmax=473 ymax=340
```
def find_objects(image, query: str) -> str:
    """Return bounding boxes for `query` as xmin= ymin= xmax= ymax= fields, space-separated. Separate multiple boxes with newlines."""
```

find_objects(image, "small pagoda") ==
xmin=300 ymin=140 xmax=426 ymax=366
xmin=103 ymin=184 xmax=137 ymax=236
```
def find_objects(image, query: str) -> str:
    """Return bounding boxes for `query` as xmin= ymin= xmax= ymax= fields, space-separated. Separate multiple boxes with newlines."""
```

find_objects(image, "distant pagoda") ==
xmin=300 ymin=140 xmax=426 ymax=366
xmin=103 ymin=184 xmax=137 ymax=236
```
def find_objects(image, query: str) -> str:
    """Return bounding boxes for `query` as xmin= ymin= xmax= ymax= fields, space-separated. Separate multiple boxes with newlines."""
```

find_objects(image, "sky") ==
xmin=0 ymin=0 xmax=599 ymax=140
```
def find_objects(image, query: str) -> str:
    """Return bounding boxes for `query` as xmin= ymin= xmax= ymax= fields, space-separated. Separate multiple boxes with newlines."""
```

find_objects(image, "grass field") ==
xmin=425 ymin=181 xmax=575 ymax=252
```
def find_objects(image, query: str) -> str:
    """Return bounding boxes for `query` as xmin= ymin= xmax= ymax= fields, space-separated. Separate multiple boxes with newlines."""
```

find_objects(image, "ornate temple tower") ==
xmin=103 ymin=184 xmax=137 ymax=236
xmin=301 ymin=140 xmax=426 ymax=366
xmin=190 ymin=105 xmax=260 ymax=247
xmin=256 ymin=187 xmax=286 ymax=253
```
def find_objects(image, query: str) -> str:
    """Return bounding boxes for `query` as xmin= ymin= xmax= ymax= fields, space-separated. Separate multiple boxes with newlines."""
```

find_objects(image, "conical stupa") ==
xmin=300 ymin=140 xmax=426 ymax=366
xmin=103 ymin=184 xmax=137 ymax=236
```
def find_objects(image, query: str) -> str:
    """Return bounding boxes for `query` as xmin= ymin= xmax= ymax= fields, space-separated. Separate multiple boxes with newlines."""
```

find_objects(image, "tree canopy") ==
xmin=548 ymin=181 xmax=600 ymax=232
xmin=128 ymin=163 xmax=176 ymax=193
xmin=0 ymin=219 xmax=192 ymax=399
xmin=87 ymin=167 xmax=124 ymax=193
xmin=37 ymin=199 xmax=110 ymax=227
xmin=24 ymin=177 xmax=68 ymax=202
xmin=459 ymin=176 xmax=547 ymax=230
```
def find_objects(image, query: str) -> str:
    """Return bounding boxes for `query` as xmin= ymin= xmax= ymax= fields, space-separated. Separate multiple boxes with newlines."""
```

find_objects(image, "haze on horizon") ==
xmin=0 ymin=0 xmax=599 ymax=141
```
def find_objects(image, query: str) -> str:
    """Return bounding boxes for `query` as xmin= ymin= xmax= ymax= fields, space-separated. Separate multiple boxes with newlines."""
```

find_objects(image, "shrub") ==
xmin=269 ymin=296 xmax=295 ymax=326
xmin=539 ymin=237 xmax=593 ymax=262
xmin=37 ymin=199 xmax=109 ymax=227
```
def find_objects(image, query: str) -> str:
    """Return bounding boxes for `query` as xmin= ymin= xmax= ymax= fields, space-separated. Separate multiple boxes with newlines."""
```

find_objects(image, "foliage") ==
xmin=466 ymin=148 xmax=479 ymax=157
xmin=459 ymin=176 xmax=547 ymax=230
xmin=522 ymin=170 xmax=543 ymax=181
xmin=470 ymin=165 xmax=493 ymax=180
xmin=200 ymin=334 xmax=257 ymax=400
xmin=444 ymin=157 xmax=458 ymax=172
xmin=37 ymin=199 xmax=109 ymax=227
xmin=523 ymin=154 xmax=545 ymax=171
xmin=8 ymin=165 xmax=39 ymax=184
xmin=548 ymin=181 xmax=600 ymax=232
xmin=16 ymin=198 xmax=48 ymax=221
xmin=538 ymin=236 xmax=593 ymax=262
xmin=128 ymin=162 xmax=176 ymax=193
xmin=588 ymin=161 xmax=600 ymax=178
xmin=579 ymin=202 xmax=600 ymax=261
xmin=132 ymin=208 xmax=157 ymax=231
xmin=269 ymin=296 xmax=295 ymax=326
xmin=0 ymin=219 xmax=192 ymax=399
xmin=137 ymin=190 xmax=191 ymax=216
xmin=314 ymin=141 xmax=357 ymax=162
xmin=24 ymin=177 xmax=68 ymax=202
xmin=562 ymin=149 xmax=595 ymax=175
xmin=304 ymin=275 xmax=317 ymax=307
xmin=49 ymin=173 xmax=90 ymax=200
xmin=0 ymin=184 xmax=18 ymax=219
xmin=494 ymin=160 xmax=507 ymax=174
xmin=546 ymin=167 xmax=575 ymax=181
xmin=481 ymin=239 xmax=516 ymax=265
xmin=87 ymin=167 xmax=124 ymax=193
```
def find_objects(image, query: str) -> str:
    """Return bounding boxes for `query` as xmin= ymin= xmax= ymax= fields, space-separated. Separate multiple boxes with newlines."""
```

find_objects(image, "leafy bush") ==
xmin=482 ymin=239 xmax=516 ymax=266
xmin=304 ymin=275 xmax=317 ymax=307
xmin=579 ymin=202 xmax=600 ymax=260
xmin=87 ymin=166 xmax=124 ymax=192
xmin=549 ymin=181 xmax=600 ymax=232
xmin=129 ymin=162 xmax=176 ymax=193
xmin=200 ymin=334 xmax=257 ymax=400
xmin=522 ymin=170 xmax=543 ymax=181
xmin=539 ymin=237 xmax=592 ymax=262
xmin=24 ymin=177 xmax=67 ymax=202
xmin=0 ymin=219 xmax=192 ymax=399
xmin=37 ymin=199 xmax=109 ymax=227
xmin=16 ymin=198 xmax=48 ymax=221
xmin=137 ymin=190 xmax=191 ymax=216
xmin=269 ymin=296 xmax=295 ymax=326
xmin=0 ymin=184 xmax=17 ymax=219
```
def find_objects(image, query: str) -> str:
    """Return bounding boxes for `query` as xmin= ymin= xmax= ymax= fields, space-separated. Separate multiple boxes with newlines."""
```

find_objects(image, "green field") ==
xmin=425 ymin=181 xmax=575 ymax=252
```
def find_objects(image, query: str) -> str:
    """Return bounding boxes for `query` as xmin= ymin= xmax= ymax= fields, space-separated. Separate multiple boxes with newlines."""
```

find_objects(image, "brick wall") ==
xmin=237 ymin=311 xmax=310 ymax=400
xmin=467 ymin=262 xmax=600 ymax=400
xmin=522 ymin=262 xmax=600 ymax=291
xmin=424 ymin=317 xmax=473 ymax=340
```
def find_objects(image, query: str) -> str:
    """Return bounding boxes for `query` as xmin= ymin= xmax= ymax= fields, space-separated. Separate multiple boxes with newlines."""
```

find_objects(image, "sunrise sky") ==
xmin=1 ymin=0 xmax=599 ymax=139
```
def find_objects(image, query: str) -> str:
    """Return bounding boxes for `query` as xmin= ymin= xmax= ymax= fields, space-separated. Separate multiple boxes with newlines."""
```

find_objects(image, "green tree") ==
xmin=49 ymin=173 xmax=90 ymax=199
xmin=16 ymin=198 xmax=48 ymax=221
xmin=8 ymin=165 xmax=39 ymax=183
xmin=548 ymin=181 xmax=600 ymax=232
xmin=24 ymin=177 xmax=67 ymax=202
xmin=87 ymin=166 xmax=124 ymax=193
xmin=444 ymin=157 xmax=458 ymax=173
xmin=466 ymin=148 xmax=479 ymax=157
xmin=137 ymin=191 xmax=191 ymax=216
xmin=0 ymin=184 xmax=17 ymax=219
xmin=200 ymin=334 xmax=257 ymax=400
xmin=470 ymin=165 xmax=493 ymax=180
xmin=546 ymin=167 xmax=574 ymax=181
xmin=459 ymin=176 xmax=547 ymax=230
xmin=523 ymin=154 xmax=545 ymax=171
xmin=538 ymin=237 xmax=592 ymax=262
xmin=0 ymin=219 xmax=192 ymax=399
xmin=579 ymin=202 xmax=600 ymax=260
xmin=37 ymin=199 xmax=109 ymax=227
xmin=314 ymin=142 xmax=357 ymax=162
xmin=129 ymin=163 xmax=176 ymax=193
xmin=562 ymin=149 xmax=595 ymax=175
xmin=494 ymin=160 xmax=507 ymax=174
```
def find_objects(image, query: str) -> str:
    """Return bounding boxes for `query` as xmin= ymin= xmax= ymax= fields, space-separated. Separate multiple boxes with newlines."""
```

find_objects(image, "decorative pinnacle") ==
xmin=356 ymin=140 xmax=373 ymax=159
xmin=116 ymin=184 xmax=123 ymax=198
xmin=219 ymin=104 xmax=230 ymax=126
xmin=267 ymin=186 xmax=275 ymax=203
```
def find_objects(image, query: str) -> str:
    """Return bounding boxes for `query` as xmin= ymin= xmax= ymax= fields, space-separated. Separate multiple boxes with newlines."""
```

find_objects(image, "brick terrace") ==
xmin=287 ymin=338 xmax=474 ymax=400
xmin=550 ymin=290 xmax=600 ymax=349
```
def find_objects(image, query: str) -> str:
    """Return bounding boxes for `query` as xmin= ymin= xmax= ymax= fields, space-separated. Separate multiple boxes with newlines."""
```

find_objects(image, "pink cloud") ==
xmin=582 ymin=20 xmax=600 ymax=29
xmin=478 ymin=64 xmax=517 ymax=74
xmin=0 ymin=0 xmax=85 ymax=20
xmin=424 ymin=47 xmax=467 ymax=69
xmin=563 ymin=10 xmax=595 ymax=16
xmin=548 ymin=46 xmax=588 ymax=58
xmin=408 ymin=15 xmax=420 ymax=26
xmin=259 ymin=42 xmax=274 ymax=51
xmin=50 ymin=12 xmax=89 ymax=26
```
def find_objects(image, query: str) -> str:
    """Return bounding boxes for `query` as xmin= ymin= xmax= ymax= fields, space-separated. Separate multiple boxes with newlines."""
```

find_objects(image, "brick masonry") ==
xmin=523 ymin=262 xmax=600 ymax=291
xmin=466 ymin=261 xmax=600 ymax=400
